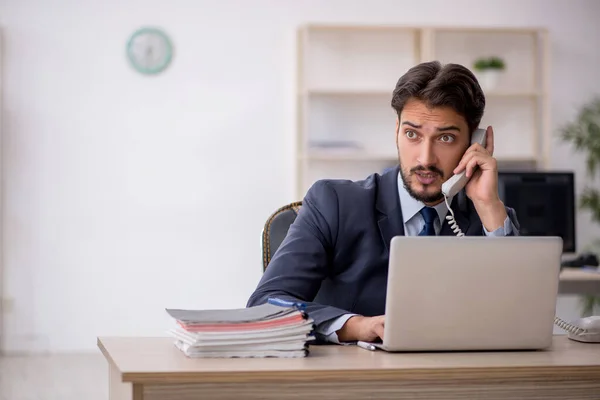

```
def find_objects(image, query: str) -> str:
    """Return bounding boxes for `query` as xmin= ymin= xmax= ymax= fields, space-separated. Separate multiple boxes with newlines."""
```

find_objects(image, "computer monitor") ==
xmin=497 ymin=171 xmax=576 ymax=253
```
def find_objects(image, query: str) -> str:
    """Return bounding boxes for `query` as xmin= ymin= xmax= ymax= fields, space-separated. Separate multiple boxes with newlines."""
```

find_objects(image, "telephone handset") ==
xmin=440 ymin=128 xmax=488 ymax=237
xmin=554 ymin=315 xmax=600 ymax=343
xmin=441 ymin=128 xmax=487 ymax=199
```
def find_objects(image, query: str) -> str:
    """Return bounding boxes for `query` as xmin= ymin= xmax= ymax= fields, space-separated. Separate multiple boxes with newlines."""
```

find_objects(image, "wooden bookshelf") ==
xmin=295 ymin=24 xmax=550 ymax=199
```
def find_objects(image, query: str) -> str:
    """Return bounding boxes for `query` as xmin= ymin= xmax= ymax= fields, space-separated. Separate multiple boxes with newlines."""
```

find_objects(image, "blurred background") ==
xmin=1 ymin=0 xmax=600 ymax=397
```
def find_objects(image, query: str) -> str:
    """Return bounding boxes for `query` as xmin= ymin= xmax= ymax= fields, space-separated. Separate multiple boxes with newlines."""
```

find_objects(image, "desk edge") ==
xmin=117 ymin=365 xmax=600 ymax=384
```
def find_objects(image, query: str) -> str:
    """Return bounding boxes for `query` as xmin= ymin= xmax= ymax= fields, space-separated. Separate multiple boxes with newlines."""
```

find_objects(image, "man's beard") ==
xmin=399 ymin=164 xmax=445 ymax=204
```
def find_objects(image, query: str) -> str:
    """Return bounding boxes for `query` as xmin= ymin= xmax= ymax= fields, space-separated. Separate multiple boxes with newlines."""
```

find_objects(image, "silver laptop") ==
xmin=369 ymin=236 xmax=563 ymax=352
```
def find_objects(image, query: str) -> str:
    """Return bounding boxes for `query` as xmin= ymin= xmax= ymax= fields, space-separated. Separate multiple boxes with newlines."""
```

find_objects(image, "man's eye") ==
xmin=440 ymin=135 xmax=454 ymax=143
xmin=405 ymin=130 xmax=417 ymax=139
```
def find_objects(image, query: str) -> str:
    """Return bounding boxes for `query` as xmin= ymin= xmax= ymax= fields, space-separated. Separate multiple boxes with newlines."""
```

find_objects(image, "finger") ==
xmin=465 ymin=142 xmax=488 ymax=155
xmin=466 ymin=152 xmax=498 ymax=177
xmin=486 ymin=126 xmax=494 ymax=156
xmin=465 ymin=157 xmax=480 ymax=178
xmin=470 ymin=168 xmax=483 ymax=181
xmin=457 ymin=150 xmax=499 ymax=175
xmin=454 ymin=151 xmax=478 ymax=174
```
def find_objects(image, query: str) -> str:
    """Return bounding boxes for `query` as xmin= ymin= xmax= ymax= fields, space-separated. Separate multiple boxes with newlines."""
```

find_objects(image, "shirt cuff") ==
xmin=483 ymin=215 xmax=513 ymax=236
xmin=315 ymin=314 xmax=357 ymax=344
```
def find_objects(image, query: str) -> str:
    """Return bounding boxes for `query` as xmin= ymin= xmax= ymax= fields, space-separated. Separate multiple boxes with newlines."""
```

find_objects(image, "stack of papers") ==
xmin=166 ymin=303 xmax=315 ymax=358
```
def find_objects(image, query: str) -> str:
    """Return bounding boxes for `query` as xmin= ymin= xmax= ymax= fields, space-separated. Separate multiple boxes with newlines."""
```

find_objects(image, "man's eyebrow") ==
xmin=401 ymin=121 xmax=421 ymax=128
xmin=401 ymin=121 xmax=461 ymax=132
xmin=437 ymin=125 xmax=461 ymax=132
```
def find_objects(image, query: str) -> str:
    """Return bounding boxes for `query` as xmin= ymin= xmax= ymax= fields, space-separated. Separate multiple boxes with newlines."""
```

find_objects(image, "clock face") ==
xmin=126 ymin=27 xmax=173 ymax=75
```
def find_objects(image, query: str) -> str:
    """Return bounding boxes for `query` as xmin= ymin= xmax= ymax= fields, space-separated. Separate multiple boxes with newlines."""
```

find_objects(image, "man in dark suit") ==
xmin=247 ymin=61 xmax=520 ymax=344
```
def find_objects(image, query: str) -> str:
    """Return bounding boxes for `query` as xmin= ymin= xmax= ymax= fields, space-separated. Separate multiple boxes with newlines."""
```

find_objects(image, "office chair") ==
xmin=262 ymin=201 xmax=302 ymax=271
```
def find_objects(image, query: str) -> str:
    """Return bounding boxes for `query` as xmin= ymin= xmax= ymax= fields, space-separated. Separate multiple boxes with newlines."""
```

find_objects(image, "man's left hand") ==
xmin=452 ymin=126 xmax=507 ymax=231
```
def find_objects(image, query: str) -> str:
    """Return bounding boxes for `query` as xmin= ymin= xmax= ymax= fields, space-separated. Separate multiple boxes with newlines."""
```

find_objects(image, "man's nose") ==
xmin=417 ymin=141 xmax=437 ymax=166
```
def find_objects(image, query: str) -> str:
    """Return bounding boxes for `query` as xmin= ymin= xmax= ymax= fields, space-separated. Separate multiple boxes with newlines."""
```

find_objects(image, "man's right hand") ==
xmin=336 ymin=315 xmax=385 ymax=342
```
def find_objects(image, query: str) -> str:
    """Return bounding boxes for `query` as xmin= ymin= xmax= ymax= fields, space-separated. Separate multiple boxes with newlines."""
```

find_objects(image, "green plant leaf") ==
xmin=488 ymin=56 xmax=505 ymax=69
xmin=579 ymin=188 xmax=600 ymax=223
xmin=586 ymin=157 xmax=599 ymax=179
xmin=473 ymin=59 xmax=489 ymax=71
xmin=559 ymin=96 xmax=600 ymax=179
xmin=473 ymin=56 xmax=505 ymax=71
xmin=580 ymin=295 xmax=600 ymax=317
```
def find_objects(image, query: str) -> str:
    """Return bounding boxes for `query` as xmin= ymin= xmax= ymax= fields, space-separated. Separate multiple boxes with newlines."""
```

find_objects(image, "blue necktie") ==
xmin=419 ymin=207 xmax=438 ymax=236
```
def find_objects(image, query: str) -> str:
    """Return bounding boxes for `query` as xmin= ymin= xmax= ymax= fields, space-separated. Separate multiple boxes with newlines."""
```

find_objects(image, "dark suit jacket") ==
xmin=246 ymin=165 xmax=520 ymax=330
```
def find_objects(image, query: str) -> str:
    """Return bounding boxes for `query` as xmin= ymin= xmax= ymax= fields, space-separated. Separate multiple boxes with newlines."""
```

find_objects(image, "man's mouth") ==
xmin=415 ymin=171 xmax=438 ymax=185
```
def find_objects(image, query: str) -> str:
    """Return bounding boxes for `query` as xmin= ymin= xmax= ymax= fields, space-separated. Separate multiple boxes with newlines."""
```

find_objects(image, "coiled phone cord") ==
xmin=444 ymin=194 xmax=465 ymax=237
xmin=554 ymin=316 xmax=587 ymax=335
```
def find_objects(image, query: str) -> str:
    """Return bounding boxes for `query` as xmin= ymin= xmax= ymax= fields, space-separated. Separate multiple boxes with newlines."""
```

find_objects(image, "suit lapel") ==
xmin=440 ymin=192 xmax=471 ymax=236
xmin=376 ymin=165 xmax=405 ymax=252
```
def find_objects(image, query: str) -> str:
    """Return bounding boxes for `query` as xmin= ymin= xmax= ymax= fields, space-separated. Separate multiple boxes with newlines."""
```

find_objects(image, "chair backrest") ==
xmin=262 ymin=201 xmax=302 ymax=271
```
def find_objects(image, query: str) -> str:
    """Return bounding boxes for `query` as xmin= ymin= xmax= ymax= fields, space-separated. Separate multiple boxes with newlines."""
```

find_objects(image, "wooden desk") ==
xmin=559 ymin=268 xmax=600 ymax=295
xmin=98 ymin=336 xmax=600 ymax=400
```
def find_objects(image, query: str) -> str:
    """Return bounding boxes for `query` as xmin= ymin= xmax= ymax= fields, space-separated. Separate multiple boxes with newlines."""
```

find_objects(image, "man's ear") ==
xmin=395 ymin=118 xmax=400 ymax=146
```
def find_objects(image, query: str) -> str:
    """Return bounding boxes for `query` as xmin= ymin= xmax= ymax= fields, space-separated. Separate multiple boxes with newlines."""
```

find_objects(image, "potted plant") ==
xmin=472 ymin=56 xmax=506 ymax=91
xmin=559 ymin=95 xmax=600 ymax=316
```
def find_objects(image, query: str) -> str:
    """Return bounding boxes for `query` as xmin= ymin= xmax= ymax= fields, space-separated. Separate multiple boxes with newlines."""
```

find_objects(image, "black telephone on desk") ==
xmin=561 ymin=252 xmax=599 ymax=268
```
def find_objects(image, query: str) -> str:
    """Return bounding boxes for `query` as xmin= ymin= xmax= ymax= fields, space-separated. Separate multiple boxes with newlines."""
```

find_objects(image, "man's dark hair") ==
xmin=391 ymin=61 xmax=485 ymax=133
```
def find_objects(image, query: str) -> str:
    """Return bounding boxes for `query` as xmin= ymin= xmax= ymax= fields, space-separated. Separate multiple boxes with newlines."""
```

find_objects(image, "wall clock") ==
xmin=126 ymin=27 xmax=173 ymax=75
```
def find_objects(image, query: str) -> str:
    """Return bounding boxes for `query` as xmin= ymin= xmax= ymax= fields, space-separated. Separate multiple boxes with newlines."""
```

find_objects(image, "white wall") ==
xmin=1 ymin=0 xmax=599 ymax=353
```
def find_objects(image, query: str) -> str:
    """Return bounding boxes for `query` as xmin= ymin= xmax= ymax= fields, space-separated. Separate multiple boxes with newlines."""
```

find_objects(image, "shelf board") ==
xmin=300 ymin=152 xmax=398 ymax=161
xmin=300 ymin=152 xmax=537 ymax=164
xmin=301 ymin=24 xmax=547 ymax=35
xmin=303 ymin=89 xmax=542 ymax=98
xmin=304 ymin=89 xmax=391 ymax=96
xmin=495 ymin=156 xmax=539 ymax=166
xmin=430 ymin=26 xmax=547 ymax=35
xmin=495 ymin=156 xmax=538 ymax=162
xmin=485 ymin=91 xmax=543 ymax=98
xmin=302 ymin=24 xmax=421 ymax=33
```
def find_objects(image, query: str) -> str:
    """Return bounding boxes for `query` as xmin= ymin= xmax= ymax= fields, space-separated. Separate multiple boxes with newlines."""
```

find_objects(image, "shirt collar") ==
xmin=396 ymin=171 xmax=452 ymax=224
